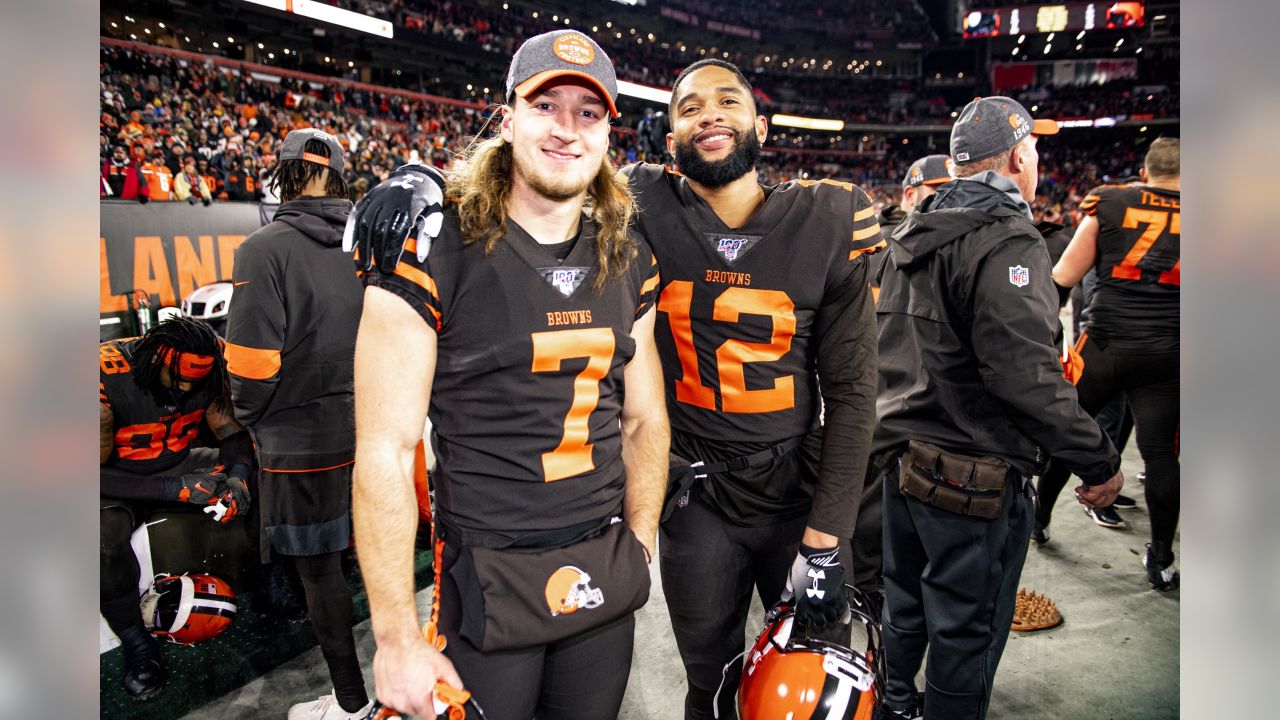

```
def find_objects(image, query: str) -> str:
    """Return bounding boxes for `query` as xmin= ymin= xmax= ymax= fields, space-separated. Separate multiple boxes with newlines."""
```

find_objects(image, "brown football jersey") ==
xmin=368 ymin=209 xmax=659 ymax=538
xmin=1079 ymin=184 xmax=1180 ymax=351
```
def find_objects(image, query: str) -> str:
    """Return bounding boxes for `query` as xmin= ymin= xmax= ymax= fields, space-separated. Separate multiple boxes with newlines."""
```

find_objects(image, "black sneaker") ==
xmin=1085 ymin=505 xmax=1126 ymax=528
xmin=879 ymin=694 xmax=923 ymax=720
xmin=1143 ymin=544 xmax=1179 ymax=591
xmin=1112 ymin=494 xmax=1138 ymax=509
xmin=1031 ymin=522 xmax=1051 ymax=545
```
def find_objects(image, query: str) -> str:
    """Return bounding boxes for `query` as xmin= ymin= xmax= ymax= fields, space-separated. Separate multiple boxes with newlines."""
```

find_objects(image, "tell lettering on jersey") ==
xmin=705 ymin=270 xmax=752 ymax=286
xmin=546 ymin=310 xmax=594 ymax=327
xmin=1141 ymin=190 xmax=1180 ymax=210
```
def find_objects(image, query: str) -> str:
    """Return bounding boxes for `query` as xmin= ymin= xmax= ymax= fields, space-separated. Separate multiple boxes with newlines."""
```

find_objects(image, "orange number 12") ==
xmin=531 ymin=327 xmax=615 ymax=482
xmin=658 ymin=281 xmax=796 ymax=414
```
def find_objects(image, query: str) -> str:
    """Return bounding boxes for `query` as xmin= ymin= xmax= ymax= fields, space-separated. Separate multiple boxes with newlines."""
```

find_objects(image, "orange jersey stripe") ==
xmin=394 ymin=260 xmax=441 ymax=301
xmin=224 ymin=341 xmax=282 ymax=381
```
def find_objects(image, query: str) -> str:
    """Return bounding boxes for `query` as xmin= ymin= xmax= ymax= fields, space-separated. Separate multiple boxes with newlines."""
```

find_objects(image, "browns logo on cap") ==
xmin=506 ymin=30 xmax=620 ymax=117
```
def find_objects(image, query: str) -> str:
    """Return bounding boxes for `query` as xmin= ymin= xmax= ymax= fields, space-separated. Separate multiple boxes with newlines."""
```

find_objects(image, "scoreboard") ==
xmin=962 ymin=2 xmax=1144 ymax=37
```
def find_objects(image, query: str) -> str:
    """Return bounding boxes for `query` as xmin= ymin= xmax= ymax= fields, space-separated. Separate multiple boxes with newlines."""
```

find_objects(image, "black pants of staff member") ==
xmin=1035 ymin=339 xmax=1180 ymax=549
xmin=435 ymin=539 xmax=636 ymax=720
xmin=660 ymin=493 xmax=855 ymax=720
xmin=881 ymin=469 xmax=1034 ymax=720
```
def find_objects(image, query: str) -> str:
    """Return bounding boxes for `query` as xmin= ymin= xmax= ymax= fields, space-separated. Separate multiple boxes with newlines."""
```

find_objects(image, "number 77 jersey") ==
xmin=1079 ymin=182 xmax=1180 ymax=351
xmin=624 ymin=164 xmax=883 ymax=441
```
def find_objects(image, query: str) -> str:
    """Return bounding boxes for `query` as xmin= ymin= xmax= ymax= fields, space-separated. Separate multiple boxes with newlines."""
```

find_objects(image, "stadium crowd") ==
xmin=101 ymin=43 xmax=1157 ymax=226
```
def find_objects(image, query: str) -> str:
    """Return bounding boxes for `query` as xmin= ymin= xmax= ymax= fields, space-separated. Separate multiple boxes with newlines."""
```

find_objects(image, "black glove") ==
xmin=344 ymin=163 xmax=446 ymax=273
xmin=165 ymin=468 xmax=228 ymax=507
xmin=781 ymin=544 xmax=851 ymax=628
xmin=212 ymin=470 xmax=251 ymax=524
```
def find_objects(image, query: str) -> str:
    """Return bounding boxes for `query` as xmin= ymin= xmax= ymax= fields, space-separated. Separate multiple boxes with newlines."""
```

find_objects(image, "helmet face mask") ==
xmin=724 ymin=586 xmax=884 ymax=720
xmin=140 ymin=573 xmax=237 ymax=645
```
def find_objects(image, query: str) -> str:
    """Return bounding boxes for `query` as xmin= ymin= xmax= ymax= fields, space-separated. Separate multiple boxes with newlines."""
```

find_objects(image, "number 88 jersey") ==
xmin=625 ymin=164 xmax=882 ymax=442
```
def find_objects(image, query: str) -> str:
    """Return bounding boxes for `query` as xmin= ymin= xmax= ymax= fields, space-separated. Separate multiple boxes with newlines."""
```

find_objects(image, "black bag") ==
xmin=449 ymin=521 xmax=651 ymax=652
xmin=898 ymin=440 xmax=1011 ymax=520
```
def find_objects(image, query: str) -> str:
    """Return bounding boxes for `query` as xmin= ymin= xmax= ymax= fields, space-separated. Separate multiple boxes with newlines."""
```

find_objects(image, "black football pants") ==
xmin=659 ymin=494 xmax=855 ymax=720
xmin=882 ymin=469 xmax=1034 ymax=720
xmin=435 ymin=539 xmax=636 ymax=720
xmin=1035 ymin=340 xmax=1180 ymax=549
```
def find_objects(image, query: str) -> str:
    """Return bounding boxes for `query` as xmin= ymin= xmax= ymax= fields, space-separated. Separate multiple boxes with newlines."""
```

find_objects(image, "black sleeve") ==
xmin=807 ymin=258 xmax=879 ymax=538
xmin=967 ymin=234 xmax=1120 ymax=484
xmin=224 ymin=239 xmax=285 ymax=427
xmin=101 ymin=465 xmax=173 ymax=502
xmin=217 ymin=429 xmax=255 ymax=473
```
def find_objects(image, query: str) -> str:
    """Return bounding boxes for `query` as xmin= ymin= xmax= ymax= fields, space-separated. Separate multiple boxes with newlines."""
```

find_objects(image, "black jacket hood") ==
xmin=273 ymin=197 xmax=352 ymax=248
xmin=889 ymin=178 xmax=1037 ymax=269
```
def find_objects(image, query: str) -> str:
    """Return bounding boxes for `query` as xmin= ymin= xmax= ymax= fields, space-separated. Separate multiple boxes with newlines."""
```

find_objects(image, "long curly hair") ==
xmin=130 ymin=317 xmax=231 ymax=410
xmin=446 ymin=123 xmax=637 ymax=291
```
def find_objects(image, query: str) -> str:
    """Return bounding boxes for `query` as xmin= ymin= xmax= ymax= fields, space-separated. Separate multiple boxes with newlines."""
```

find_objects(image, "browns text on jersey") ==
xmin=366 ymin=209 xmax=659 ymax=539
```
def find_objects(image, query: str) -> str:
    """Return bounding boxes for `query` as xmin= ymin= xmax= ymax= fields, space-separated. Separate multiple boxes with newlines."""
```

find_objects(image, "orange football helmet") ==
xmin=141 ymin=573 xmax=237 ymax=645
xmin=719 ymin=586 xmax=884 ymax=720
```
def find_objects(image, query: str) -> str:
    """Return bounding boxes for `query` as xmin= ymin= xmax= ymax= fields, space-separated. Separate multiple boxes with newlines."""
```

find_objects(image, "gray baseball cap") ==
xmin=505 ymin=30 xmax=619 ymax=117
xmin=950 ymin=96 xmax=1058 ymax=165
xmin=903 ymin=154 xmax=953 ymax=189
xmin=279 ymin=128 xmax=345 ymax=173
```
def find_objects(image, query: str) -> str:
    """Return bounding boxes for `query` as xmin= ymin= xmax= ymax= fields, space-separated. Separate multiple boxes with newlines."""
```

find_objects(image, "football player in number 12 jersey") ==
xmin=623 ymin=59 xmax=883 ymax=720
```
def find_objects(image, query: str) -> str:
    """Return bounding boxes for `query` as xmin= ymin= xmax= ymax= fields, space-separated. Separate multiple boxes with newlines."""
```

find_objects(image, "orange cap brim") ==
xmin=1032 ymin=118 xmax=1060 ymax=136
xmin=514 ymin=70 xmax=620 ymax=118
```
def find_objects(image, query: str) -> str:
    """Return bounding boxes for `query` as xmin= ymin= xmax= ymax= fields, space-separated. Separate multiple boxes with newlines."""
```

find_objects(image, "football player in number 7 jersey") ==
xmin=623 ymin=59 xmax=883 ymax=720
xmin=352 ymin=30 xmax=669 ymax=720
xmin=1042 ymin=137 xmax=1181 ymax=590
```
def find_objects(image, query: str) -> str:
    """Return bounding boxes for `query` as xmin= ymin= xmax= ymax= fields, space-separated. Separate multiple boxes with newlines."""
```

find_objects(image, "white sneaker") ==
xmin=287 ymin=692 xmax=374 ymax=720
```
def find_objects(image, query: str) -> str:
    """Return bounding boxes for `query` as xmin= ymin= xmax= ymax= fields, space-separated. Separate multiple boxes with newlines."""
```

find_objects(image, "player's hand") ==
xmin=345 ymin=163 xmax=446 ymax=273
xmin=1076 ymin=469 xmax=1124 ymax=509
xmin=781 ymin=544 xmax=851 ymax=628
xmin=172 ymin=468 xmax=228 ymax=507
xmin=372 ymin=635 xmax=465 ymax=719
xmin=208 ymin=473 xmax=251 ymax=524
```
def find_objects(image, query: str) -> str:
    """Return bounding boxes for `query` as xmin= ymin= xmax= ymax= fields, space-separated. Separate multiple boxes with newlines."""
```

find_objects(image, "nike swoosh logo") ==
xmin=233 ymin=281 xmax=250 ymax=287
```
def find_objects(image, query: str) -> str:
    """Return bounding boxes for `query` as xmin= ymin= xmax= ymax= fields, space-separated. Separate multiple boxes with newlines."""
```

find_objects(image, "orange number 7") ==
xmin=531 ymin=327 xmax=616 ymax=482
xmin=1115 ymin=208 xmax=1180 ymax=285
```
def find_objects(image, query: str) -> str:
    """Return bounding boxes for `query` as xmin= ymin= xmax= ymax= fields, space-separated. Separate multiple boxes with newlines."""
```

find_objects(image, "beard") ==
xmin=514 ymin=150 xmax=593 ymax=202
xmin=674 ymin=126 xmax=762 ymax=188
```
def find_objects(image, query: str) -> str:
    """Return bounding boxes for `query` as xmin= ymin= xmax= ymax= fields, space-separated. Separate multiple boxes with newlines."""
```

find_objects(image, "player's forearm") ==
xmin=809 ymin=267 xmax=878 ymax=539
xmin=621 ymin=412 xmax=669 ymax=553
xmin=353 ymin=445 xmax=423 ymax=647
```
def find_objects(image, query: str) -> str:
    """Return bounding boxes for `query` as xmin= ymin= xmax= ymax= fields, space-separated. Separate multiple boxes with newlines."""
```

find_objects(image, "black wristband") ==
xmin=1054 ymin=281 xmax=1073 ymax=308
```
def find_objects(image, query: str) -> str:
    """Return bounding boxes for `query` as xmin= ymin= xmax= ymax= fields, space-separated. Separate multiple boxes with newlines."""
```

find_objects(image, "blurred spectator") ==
xmin=140 ymin=149 xmax=174 ymax=202
xmin=101 ymin=145 xmax=149 ymax=201
xmin=223 ymin=159 xmax=260 ymax=202
xmin=174 ymin=156 xmax=212 ymax=205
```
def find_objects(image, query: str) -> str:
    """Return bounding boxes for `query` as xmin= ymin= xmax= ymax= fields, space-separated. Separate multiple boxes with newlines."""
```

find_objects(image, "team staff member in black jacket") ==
xmin=875 ymin=97 xmax=1123 ymax=720
xmin=224 ymin=129 xmax=372 ymax=719
xmin=873 ymin=155 xmax=951 ymax=304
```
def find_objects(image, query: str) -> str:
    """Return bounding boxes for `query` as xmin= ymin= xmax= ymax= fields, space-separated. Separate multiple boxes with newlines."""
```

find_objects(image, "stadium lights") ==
xmin=158 ymin=22 xmax=165 ymax=28
xmin=1077 ymin=31 xmax=1086 ymax=39
xmin=617 ymin=79 xmax=671 ymax=105
xmin=240 ymin=0 xmax=393 ymax=39
xmin=772 ymin=114 xmax=845 ymax=132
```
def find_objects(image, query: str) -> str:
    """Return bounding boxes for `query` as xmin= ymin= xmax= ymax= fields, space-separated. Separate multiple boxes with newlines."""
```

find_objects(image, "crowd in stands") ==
xmin=633 ymin=0 xmax=934 ymax=45
xmin=100 ymin=43 xmax=1162 ymax=224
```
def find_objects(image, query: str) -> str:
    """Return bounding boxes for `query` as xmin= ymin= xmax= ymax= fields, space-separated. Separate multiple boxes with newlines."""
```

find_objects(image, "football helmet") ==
xmin=141 ymin=573 xmax=237 ymax=645
xmin=719 ymin=586 xmax=884 ymax=720
xmin=543 ymin=565 xmax=605 ymax=617
xmin=181 ymin=281 xmax=234 ymax=335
